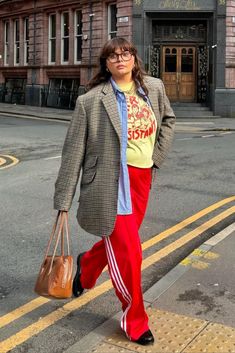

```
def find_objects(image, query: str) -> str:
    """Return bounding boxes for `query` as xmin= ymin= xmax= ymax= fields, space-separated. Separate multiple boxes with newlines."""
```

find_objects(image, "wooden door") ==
xmin=162 ymin=46 xmax=196 ymax=102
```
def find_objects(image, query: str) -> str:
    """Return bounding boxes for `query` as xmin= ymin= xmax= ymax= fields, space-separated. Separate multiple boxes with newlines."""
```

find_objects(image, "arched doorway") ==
xmin=150 ymin=20 xmax=209 ymax=104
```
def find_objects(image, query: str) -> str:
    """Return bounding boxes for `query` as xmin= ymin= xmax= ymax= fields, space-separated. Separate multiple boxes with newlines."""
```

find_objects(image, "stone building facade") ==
xmin=0 ymin=0 xmax=132 ymax=108
xmin=133 ymin=0 xmax=235 ymax=117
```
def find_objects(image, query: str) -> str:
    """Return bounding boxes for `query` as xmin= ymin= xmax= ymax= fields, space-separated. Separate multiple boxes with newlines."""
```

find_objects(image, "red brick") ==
xmin=0 ymin=0 xmax=133 ymax=88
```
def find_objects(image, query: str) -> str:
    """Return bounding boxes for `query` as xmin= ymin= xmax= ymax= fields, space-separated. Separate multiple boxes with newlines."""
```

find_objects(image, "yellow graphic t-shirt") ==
xmin=118 ymin=82 xmax=157 ymax=168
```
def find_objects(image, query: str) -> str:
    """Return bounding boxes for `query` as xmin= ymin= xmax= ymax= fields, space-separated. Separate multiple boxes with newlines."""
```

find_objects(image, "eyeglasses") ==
xmin=107 ymin=51 xmax=133 ymax=63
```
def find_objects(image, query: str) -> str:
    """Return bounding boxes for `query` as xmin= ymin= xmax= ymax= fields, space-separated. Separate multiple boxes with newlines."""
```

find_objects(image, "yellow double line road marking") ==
xmin=0 ymin=197 xmax=235 ymax=352
xmin=3 ymin=197 xmax=234 ymax=327
xmin=143 ymin=206 xmax=235 ymax=269
xmin=0 ymin=297 xmax=50 ymax=329
xmin=2 ymin=197 xmax=234 ymax=329
xmin=142 ymin=195 xmax=235 ymax=250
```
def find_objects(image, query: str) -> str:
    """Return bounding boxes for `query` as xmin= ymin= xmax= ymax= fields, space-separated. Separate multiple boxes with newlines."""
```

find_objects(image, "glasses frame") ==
xmin=107 ymin=50 xmax=133 ymax=63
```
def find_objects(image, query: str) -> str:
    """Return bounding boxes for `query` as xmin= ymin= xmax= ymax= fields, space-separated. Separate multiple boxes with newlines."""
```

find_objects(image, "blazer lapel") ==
xmin=101 ymin=82 xmax=122 ymax=143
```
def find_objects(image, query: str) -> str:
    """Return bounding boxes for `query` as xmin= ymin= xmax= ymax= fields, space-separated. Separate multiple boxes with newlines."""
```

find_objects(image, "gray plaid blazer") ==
xmin=54 ymin=76 xmax=175 ymax=237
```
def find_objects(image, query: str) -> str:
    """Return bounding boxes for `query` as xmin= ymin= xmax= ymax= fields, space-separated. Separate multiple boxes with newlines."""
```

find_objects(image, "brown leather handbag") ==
xmin=34 ymin=211 xmax=73 ymax=299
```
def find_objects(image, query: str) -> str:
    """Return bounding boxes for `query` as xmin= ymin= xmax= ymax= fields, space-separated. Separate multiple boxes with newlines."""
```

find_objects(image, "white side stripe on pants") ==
xmin=105 ymin=237 xmax=131 ymax=302
xmin=104 ymin=237 xmax=132 ymax=336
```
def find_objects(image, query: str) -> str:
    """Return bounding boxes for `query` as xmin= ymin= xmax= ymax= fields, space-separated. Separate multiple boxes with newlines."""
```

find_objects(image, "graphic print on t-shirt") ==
xmin=126 ymin=95 xmax=157 ymax=141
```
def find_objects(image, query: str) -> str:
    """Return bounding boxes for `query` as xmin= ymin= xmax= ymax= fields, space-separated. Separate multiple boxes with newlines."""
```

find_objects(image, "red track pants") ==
xmin=80 ymin=165 xmax=152 ymax=340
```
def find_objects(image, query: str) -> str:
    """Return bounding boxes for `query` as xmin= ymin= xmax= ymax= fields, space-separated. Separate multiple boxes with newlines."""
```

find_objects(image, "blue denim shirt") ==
xmin=110 ymin=78 xmax=150 ymax=215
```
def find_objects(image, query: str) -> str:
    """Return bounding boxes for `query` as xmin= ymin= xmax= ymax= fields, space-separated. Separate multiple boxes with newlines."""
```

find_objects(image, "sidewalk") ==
xmin=0 ymin=102 xmax=72 ymax=121
xmin=0 ymin=102 xmax=235 ymax=131
xmin=64 ymin=223 xmax=235 ymax=353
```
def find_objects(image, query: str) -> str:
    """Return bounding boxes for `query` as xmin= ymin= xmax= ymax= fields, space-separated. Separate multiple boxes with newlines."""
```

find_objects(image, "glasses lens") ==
xmin=107 ymin=51 xmax=132 ymax=63
xmin=108 ymin=53 xmax=117 ymax=62
xmin=122 ymin=51 xmax=132 ymax=61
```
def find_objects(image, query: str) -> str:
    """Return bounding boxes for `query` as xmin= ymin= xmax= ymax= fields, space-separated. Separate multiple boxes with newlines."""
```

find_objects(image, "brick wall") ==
xmin=0 ymin=0 xmax=133 ymax=104
xmin=117 ymin=0 xmax=132 ymax=40
xmin=226 ymin=0 xmax=235 ymax=88
xmin=81 ymin=0 xmax=133 ymax=85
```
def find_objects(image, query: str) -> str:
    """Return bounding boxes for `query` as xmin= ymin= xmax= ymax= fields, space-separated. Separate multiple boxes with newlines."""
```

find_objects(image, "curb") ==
xmin=0 ymin=110 xmax=71 ymax=122
xmin=64 ymin=222 xmax=235 ymax=353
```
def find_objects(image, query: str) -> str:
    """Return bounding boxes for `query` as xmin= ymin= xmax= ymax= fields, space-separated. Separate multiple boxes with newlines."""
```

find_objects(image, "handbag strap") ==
xmin=63 ymin=212 xmax=70 ymax=255
xmin=49 ymin=213 xmax=65 ymax=273
xmin=48 ymin=212 xmax=71 ymax=274
xmin=60 ymin=213 xmax=70 ymax=256
xmin=43 ymin=211 xmax=61 ymax=262
xmin=61 ymin=226 xmax=64 ymax=256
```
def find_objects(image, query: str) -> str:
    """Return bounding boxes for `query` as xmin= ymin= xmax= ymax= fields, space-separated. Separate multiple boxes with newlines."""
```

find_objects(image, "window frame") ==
xmin=48 ymin=13 xmax=56 ymax=64
xmin=24 ymin=17 xmax=29 ymax=65
xmin=4 ymin=21 xmax=9 ymax=66
xmin=14 ymin=19 xmax=20 ymax=65
xmin=74 ymin=10 xmax=83 ymax=63
xmin=61 ymin=11 xmax=69 ymax=64
xmin=108 ymin=3 xmax=117 ymax=39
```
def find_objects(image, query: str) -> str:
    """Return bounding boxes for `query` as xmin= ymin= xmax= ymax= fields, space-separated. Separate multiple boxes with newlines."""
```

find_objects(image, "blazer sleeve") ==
xmin=153 ymin=80 xmax=176 ymax=168
xmin=54 ymin=96 xmax=87 ymax=211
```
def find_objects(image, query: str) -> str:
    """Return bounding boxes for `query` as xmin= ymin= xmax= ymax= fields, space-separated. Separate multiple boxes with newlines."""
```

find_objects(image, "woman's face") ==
xmin=106 ymin=47 xmax=135 ymax=81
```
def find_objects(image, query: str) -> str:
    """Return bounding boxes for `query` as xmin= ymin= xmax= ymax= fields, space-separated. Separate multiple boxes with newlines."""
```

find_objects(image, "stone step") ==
xmin=171 ymin=102 xmax=205 ymax=106
xmin=170 ymin=103 xmax=215 ymax=118
xmin=174 ymin=111 xmax=215 ymax=118
xmin=173 ymin=106 xmax=210 ymax=111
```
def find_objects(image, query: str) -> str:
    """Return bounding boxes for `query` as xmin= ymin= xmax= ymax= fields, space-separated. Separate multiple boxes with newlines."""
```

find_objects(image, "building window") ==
xmin=24 ymin=18 xmax=29 ymax=65
xmin=74 ymin=10 xmax=82 ymax=62
xmin=152 ymin=22 xmax=207 ymax=42
xmin=4 ymin=21 xmax=9 ymax=65
xmin=49 ymin=14 xmax=56 ymax=64
xmin=61 ymin=12 xmax=69 ymax=63
xmin=14 ymin=19 xmax=20 ymax=65
xmin=108 ymin=4 xmax=117 ymax=39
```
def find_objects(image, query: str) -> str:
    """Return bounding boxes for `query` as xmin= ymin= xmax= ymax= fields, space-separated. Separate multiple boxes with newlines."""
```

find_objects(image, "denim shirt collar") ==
xmin=110 ymin=77 xmax=147 ymax=100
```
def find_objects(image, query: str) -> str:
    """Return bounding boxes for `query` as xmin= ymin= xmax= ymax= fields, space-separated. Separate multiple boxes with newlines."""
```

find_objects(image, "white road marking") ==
xmin=201 ymin=134 xmax=215 ymax=138
xmin=44 ymin=155 xmax=61 ymax=160
xmin=177 ymin=131 xmax=235 ymax=141
xmin=177 ymin=137 xmax=194 ymax=141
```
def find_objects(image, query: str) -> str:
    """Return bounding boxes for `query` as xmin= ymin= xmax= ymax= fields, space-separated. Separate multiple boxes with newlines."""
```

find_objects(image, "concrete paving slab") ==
xmin=94 ymin=307 xmax=207 ymax=353
xmin=90 ymin=308 xmax=235 ymax=353
xmin=184 ymin=322 xmax=235 ymax=353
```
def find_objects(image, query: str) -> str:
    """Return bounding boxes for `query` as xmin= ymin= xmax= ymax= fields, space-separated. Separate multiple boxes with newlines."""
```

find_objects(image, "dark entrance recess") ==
xmin=44 ymin=78 xmax=80 ymax=109
xmin=0 ymin=78 xmax=26 ymax=104
xmin=149 ymin=20 xmax=209 ymax=103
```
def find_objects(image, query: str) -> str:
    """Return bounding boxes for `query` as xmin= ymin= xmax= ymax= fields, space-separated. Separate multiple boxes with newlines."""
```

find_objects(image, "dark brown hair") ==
xmin=86 ymin=37 xmax=148 ymax=95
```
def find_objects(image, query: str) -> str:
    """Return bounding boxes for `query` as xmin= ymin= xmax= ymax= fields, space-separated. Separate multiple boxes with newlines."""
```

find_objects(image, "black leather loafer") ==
xmin=72 ymin=252 xmax=85 ymax=297
xmin=134 ymin=329 xmax=155 ymax=346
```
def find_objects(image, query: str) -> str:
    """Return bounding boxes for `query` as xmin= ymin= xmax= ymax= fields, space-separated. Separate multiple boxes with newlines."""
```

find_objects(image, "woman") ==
xmin=54 ymin=37 xmax=175 ymax=345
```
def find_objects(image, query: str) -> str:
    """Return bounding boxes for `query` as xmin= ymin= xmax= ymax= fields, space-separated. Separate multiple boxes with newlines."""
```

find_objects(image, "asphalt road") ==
xmin=0 ymin=114 xmax=235 ymax=353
